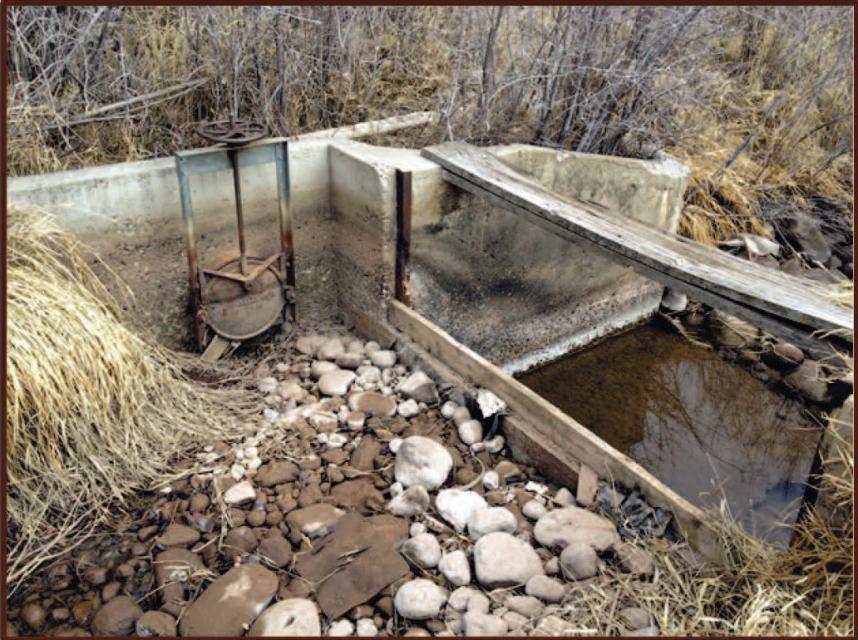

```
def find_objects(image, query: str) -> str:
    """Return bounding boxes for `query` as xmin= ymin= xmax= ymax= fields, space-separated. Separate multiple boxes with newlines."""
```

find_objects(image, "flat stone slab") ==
xmin=295 ymin=512 xmax=409 ymax=619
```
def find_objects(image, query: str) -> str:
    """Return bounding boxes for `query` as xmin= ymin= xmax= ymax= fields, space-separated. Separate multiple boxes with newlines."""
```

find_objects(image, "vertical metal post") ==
xmin=175 ymin=153 xmax=206 ymax=349
xmin=228 ymin=147 xmax=248 ymax=276
xmin=275 ymin=141 xmax=295 ymax=320
xmin=395 ymin=169 xmax=413 ymax=305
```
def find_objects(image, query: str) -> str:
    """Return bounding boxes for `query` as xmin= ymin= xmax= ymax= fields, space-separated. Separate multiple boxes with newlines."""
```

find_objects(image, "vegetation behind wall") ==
xmin=6 ymin=6 xmax=854 ymax=244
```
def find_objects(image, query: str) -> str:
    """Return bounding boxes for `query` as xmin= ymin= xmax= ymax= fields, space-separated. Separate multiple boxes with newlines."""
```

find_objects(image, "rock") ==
xmin=447 ymin=587 xmax=483 ymax=612
xmin=400 ymin=533 xmax=442 ymax=569
xmin=538 ymin=556 xmax=558 ymax=578
xmin=397 ymin=371 xmax=439 ymax=404
xmin=355 ymin=618 xmax=378 ymax=636
xmin=319 ymin=370 xmax=356 ymax=396
xmin=495 ymin=461 xmax=524 ymax=483
xmin=788 ymin=211 xmax=832 ymax=264
xmin=278 ymin=380 xmax=307 ymax=402
xmin=438 ymin=550 xmax=471 ymax=586
xmin=346 ymin=411 xmax=366 ymax=430
xmin=522 ymin=500 xmax=547 ymax=520
xmin=560 ymin=542 xmax=599 ymax=580
xmin=21 ymin=604 xmax=47 ymax=631
xmin=452 ymin=406 xmax=472 ymax=426
xmin=476 ymin=389 xmax=506 ymax=418
xmin=709 ymin=310 xmax=758 ymax=349
xmin=482 ymin=471 xmax=500 ymax=491
xmin=327 ymin=433 xmax=348 ymax=448
xmin=248 ymin=598 xmax=320 ymax=636
xmin=784 ymin=360 xmax=829 ymax=403
xmin=350 ymin=436 xmax=380 ymax=471
xmin=394 ymin=579 xmax=448 ymax=620
xmin=154 ymin=548 xmax=204 ymax=586
xmin=457 ymin=420 xmax=483 ymax=445
xmin=312 ymin=360 xmax=340 ymax=380
xmin=463 ymin=611 xmax=508 ymax=636
xmin=762 ymin=340 xmax=805 ymax=370
xmin=91 ymin=596 xmax=143 ymax=636
xmin=135 ymin=611 xmax=176 ymax=637
xmin=616 ymin=543 xmax=654 ymax=576
xmin=468 ymin=507 xmax=517 ymax=539
xmin=258 ymin=535 xmax=293 ymax=568
xmin=223 ymin=526 xmax=258 ymax=555
xmin=336 ymin=352 xmax=363 ymax=370
xmin=473 ymin=532 xmax=544 ymax=587
xmin=532 ymin=614 xmax=575 ymax=636
xmin=661 ymin=288 xmax=688 ymax=312
xmin=440 ymin=401 xmax=457 ymax=419
xmin=156 ymin=524 xmax=200 ymax=548
xmin=389 ymin=438 xmax=403 ymax=454
xmin=435 ymin=490 xmax=488 ymax=531
xmin=619 ymin=607 xmax=651 ymax=631
xmin=180 ymin=565 xmax=277 ymax=636
xmin=328 ymin=619 xmax=355 ymax=636
xmin=387 ymin=485 xmax=430 ymax=517
xmin=370 ymin=350 xmax=397 ymax=368
xmin=257 ymin=461 xmax=299 ymax=487
xmin=296 ymin=336 xmax=320 ymax=356
xmin=505 ymin=595 xmax=543 ymax=618
xmin=410 ymin=522 xmax=427 ymax=536
xmin=318 ymin=338 xmax=346 ymax=361
xmin=395 ymin=436 xmax=453 ymax=490
xmin=554 ymin=487 xmax=576 ymax=506
xmin=483 ymin=435 xmax=505 ymax=454
xmin=286 ymin=504 xmax=346 ymax=538
xmin=398 ymin=399 xmax=420 ymax=418
xmin=349 ymin=391 xmax=397 ymax=417
xmin=525 ymin=575 xmax=565 ymax=603
xmin=223 ymin=480 xmax=256 ymax=506
xmin=533 ymin=506 xmax=620 ymax=552
xmin=502 ymin=611 xmax=529 ymax=633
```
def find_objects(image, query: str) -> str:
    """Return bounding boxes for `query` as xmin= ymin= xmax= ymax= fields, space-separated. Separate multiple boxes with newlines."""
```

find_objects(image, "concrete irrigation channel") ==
xmin=7 ymin=113 xmax=853 ymax=636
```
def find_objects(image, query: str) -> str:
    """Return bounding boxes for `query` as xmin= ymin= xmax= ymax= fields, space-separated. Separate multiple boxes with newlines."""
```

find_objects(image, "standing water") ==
xmin=517 ymin=323 xmax=822 ymax=545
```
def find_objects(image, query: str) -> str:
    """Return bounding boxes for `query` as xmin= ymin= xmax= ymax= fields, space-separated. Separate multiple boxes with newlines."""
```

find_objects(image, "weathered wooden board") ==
xmin=422 ymin=142 xmax=852 ymax=349
xmin=388 ymin=300 xmax=723 ymax=562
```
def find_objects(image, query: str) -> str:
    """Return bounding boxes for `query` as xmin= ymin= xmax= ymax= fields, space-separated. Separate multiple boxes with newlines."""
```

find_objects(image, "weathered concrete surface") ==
xmin=7 ymin=116 xmax=432 ymax=347
xmin=407 ymin=144 xmax=688 ymax=372
xmin=8 ymin=131 xmax=686 ymax=370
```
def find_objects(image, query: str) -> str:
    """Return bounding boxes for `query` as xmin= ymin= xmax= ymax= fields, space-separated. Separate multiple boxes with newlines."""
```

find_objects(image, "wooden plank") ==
xmin=388 ymin=300 xmax=723 ymax=563
xmin=422 ymin=142 xmax=852 ymax=346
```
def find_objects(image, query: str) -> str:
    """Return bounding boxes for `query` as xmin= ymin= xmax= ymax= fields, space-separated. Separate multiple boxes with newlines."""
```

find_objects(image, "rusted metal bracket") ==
xmin=395 ymin=169 xmax=413 ymax=305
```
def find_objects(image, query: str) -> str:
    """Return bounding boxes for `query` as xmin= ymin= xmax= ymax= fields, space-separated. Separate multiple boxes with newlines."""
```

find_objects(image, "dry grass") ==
xmin=561 ymin=427 xmax=853 ymax=636
xmin=5 ymin=207 xmax=260 ymax=593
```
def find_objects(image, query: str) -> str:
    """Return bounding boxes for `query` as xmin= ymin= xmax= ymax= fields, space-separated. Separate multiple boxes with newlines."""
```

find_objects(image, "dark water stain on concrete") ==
xmin=518 ymin=323 xmax=822 ymax=545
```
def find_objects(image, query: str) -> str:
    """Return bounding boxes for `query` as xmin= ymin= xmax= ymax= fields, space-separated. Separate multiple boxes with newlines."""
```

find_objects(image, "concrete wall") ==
xmin=406 ymin=144 xmax=689 ymax=373
xmin=8 ymin=135 xmax=688 ymax=371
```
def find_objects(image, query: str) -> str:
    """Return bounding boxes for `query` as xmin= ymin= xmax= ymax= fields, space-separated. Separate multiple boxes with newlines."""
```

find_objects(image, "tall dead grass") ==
xmin=5 ymin=207 xmax=259 ymax=592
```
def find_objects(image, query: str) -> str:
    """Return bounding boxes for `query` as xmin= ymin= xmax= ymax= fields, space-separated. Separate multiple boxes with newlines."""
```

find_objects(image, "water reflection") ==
xmin=518 ymin=324 xmax=821 ymax=545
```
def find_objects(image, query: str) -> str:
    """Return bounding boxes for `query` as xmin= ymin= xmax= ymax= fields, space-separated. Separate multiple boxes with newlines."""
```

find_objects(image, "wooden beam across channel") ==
xmin=421 ymin=142 xmax=853 ymax=354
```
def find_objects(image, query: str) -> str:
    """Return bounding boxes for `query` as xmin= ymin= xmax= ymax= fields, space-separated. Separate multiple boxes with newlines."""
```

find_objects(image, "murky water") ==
xmin=517 ymin=323 xmax=822 ymax=545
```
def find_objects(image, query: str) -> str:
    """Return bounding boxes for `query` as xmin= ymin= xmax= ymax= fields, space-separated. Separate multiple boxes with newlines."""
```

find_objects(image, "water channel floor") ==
xmin=518 ymin=323 xmax=821 ymax=545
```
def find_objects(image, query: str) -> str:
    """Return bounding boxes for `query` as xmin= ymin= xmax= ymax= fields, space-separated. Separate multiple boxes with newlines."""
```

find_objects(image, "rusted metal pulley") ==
xmin=197 ymin=118 xmax=269 ymax=146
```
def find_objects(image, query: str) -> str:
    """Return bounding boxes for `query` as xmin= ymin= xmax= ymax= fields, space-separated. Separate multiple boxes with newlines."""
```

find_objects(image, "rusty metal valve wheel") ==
xmin=197 ymin=118 xmax=269 ymax=146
